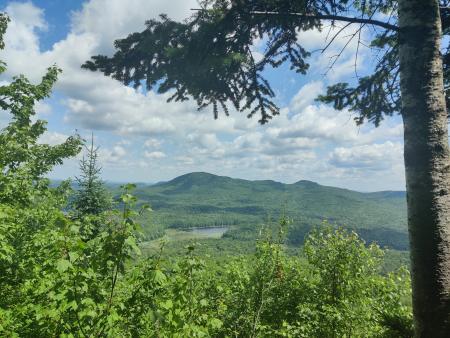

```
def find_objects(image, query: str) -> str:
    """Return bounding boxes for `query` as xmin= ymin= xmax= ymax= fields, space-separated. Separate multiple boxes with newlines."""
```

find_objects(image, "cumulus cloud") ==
xmin=2 ymin=2 xmax=49 ymax=81
xmin=2 ymin=0 xmax=202 ymax=138
xmin=71 ymin=0 xmax=197 ymax=55
xmin=276 ymin=104 xmax=358 ymax=143
xmin=329 ymin=141 xmax=403 ymax=170
xmin=3 ymin=2 xmax=47 ymax=50
xmin=98 ymin=145 xmax=128 ymax=165
xmin=144 ymin=138 xmax=162 ymax=148
xmin=38 ymin=131 xmax=71 ymax=145
xmin=290 ymin=81 xmax=325 ymax=113
xmin=188 ymin=133 xmax=221 ymax=150
xmin=144 ymin=151 xmax=166 ymax=159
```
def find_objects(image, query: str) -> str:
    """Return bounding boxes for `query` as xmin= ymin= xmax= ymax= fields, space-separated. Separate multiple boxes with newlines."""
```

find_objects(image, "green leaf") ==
xmin=210 ymin=318 xmax=223 ymax=329
xmin=152 ymin=269 xmax=167 ymax=284
xmin=125 ymin=236 xmax=141 ymax=255
xmin=56 ymin=259 xmax=72 ymax=273
xmin=161 ymin=299 xmax=173 ymax=310
xmin=68 ymin=251 xmax=79 ymax=262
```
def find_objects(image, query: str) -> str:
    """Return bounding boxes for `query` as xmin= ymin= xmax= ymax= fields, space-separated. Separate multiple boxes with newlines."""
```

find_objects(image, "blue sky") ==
xmin=0 ymin=0 xmax=405 ymax=191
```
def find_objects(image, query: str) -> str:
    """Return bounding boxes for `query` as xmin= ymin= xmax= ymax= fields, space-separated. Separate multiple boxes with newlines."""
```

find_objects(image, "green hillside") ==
xmin=116 ymin=172 xmax=408 ymax=250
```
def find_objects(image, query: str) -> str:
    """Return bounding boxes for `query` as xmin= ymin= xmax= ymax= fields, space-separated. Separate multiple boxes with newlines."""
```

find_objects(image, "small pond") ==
xmin=183 ymin=226 xmax=229 ymax=238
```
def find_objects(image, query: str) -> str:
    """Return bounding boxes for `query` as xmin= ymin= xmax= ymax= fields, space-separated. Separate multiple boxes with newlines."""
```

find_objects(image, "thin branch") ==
xmin=321 ymin=22 xmax=352 ymax=55
xmin=324 ymin=26 xmax=361 ymax=76
xmin=354 ymin=0 xmax=383 ymax=79
xmin=324 ymin=0 xmax=383 ymax=78
xmin=354 ymin=26 xmax=363 ymax=78
xmin=324 ymin=21 xmax=336 ymax=46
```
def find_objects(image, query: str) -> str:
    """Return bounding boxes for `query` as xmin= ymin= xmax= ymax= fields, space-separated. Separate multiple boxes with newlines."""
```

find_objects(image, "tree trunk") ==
xmin=398 ymin=0 xmax=450 ymax=336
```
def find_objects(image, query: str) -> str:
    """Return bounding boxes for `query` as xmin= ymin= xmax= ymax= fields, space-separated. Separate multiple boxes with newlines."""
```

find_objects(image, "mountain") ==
xmin=121 ymin=172 xmax=408 ymax=250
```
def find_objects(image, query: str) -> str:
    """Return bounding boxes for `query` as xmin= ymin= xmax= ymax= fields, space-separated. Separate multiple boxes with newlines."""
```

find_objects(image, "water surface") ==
xmin=184 ymin=226 xmax=229 ymax=238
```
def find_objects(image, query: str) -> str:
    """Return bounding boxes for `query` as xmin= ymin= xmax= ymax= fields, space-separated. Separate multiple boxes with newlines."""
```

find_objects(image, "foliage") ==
xmin=0 ymin=68 xmax=81 ymax=206
xmin=70 ymin=134 xmax=112 ymax=240
xmin=72 ymin=134 xmax=112 ymax=217
xmin=137 ymin=220 xmax=413 ymax=337
xmin=302 ymin=226 xmax=412 ymax=337
xmin=0 ymin=16 xmax=83 ymax=333
xmin=201 ymin=223 xmax=411 ymax=337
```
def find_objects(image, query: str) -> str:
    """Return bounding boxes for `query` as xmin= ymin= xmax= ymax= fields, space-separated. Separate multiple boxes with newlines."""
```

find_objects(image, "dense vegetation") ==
xmin=0 ymin=12 xmax=413 ymax=337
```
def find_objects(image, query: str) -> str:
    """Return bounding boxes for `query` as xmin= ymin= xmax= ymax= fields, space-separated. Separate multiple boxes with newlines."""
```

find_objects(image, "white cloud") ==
xmin=65 ymin=98 xmax=94 ymax=114
xmin=2 ymin=2 xmax=49 ymax=80
xmin=188 ymin=133 xmax=221 ymax=150
xmin=35 ymin=101 xmax=52 ymax=116
xmin=278 ymin=104 xmax=358 ymax=143
xmin=1 ymin=0 xmax=202 ymax=139
xmin=4 ymin=2 xmax=47 ymax=50
xmin=38 ymin=131 xmax=71 ymax=145
xmin=144 ymin=151 xmax=166 ymax=159
xmin=112 ymin=145 xmax=126 ymax=157
xmin=144 ymin=138 xmax=162 ymax=148
xmin=71 ymin=0 xmax=197 ymax=55
xmin=329 ymin=141 xmax=403 ymax=170
xmin=290 ymin=81 xmax=324 ymax=113
xmin=98 ymin=145 xmax=128 ymax=165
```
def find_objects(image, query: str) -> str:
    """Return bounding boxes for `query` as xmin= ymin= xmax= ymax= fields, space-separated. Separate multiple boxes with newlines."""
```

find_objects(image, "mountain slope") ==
xmin=122 ymin=172 xmax=408 ymax=249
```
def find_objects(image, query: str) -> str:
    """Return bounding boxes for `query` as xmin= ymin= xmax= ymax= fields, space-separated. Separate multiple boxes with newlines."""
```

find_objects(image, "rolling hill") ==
xmin=116 ymin=172 xmax=409 ymax=250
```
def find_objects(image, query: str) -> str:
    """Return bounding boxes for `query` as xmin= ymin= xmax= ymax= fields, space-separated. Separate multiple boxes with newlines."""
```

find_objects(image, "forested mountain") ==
xmin=119 ymin=172 xmax=408 ymax=249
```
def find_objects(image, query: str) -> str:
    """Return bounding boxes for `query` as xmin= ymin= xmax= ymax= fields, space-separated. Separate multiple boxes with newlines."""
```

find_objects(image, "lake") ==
xmin=142 ymin=226 xmax=230 ymax=251
xmin=183 ymin=226 xmax=229 ymax=238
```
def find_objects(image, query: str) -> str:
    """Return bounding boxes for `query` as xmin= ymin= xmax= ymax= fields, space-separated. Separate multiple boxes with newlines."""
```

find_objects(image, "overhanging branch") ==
xmin=191 ymin=8 xmax=398 ymax=31
xmin=249 ymin=11 xmax=399 ymax=31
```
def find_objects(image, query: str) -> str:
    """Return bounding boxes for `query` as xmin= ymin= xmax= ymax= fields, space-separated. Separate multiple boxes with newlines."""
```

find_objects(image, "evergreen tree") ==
xmin=84 ymin=1 xmax=450 ymax=334
xmin=72 ymin=133 xmax=111 ymax=216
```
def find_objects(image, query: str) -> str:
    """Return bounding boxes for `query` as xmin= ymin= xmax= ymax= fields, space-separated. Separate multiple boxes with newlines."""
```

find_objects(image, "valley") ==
xmin=112 ymin=172 xmax=409 ymax=252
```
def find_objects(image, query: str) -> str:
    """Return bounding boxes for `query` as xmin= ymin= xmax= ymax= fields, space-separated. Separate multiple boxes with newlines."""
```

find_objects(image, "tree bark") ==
xmin=398 ymin=0 xmax=450 ymax=336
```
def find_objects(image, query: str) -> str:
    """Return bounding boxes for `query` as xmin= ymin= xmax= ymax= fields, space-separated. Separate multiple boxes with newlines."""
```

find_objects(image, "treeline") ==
xmin=197 ymin=221 xmax=410 ymax=251
xmin=288 ymin=223 xmax=409 ymax=251
xmin=126 ymin=186 xmax=409 ymax=250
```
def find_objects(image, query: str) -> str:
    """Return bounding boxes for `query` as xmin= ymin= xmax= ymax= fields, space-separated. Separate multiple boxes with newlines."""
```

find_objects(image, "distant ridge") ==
xmin=105 ymin=172 xmax=409 ymax=250
xmin=159 ymin=172 xmax=405 ymax=194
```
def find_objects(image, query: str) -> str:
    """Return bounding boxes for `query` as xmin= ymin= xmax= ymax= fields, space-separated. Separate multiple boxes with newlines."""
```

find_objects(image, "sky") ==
xmin=0 ymin=0 xmax=405 ymax=191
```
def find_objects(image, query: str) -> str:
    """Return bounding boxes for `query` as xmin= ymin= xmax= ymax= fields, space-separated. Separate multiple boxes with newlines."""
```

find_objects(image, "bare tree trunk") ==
xmin=398 ymin=0 xmax=450 ymax=336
